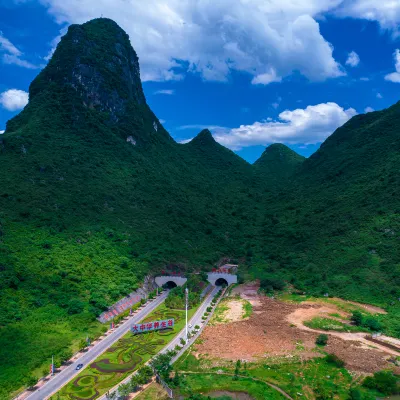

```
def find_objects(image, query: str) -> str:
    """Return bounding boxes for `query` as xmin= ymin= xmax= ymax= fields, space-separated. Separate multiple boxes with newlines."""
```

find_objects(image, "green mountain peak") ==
xmin=254 ymin=143 xmax=305 ymax=181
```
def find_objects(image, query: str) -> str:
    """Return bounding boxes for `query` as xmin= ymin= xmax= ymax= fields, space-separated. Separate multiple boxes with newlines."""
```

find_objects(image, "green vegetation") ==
xmin=363 ymin=370 xmax=400 ymax=395
xmin=1 ymin=16 xmax=400 ymax=398
xmin=52 ymin=303 xmax=195 ymax=400
xmin=165 ymin=275 xmax=207 ymax=309
xmin=304 ymin=317 xmax=370 ymax=333
xmin=175 ymin=348 xmax=387 ymax=400
xmin=177 ymin=373 xmax=286 ymax=400
xmin=351 ymin=311 xmax=383 ymax=331
xmin=135 ymin=383 xmax=169 ymax=400
xmin=243 ymin=300 xmax=253 ymax=319
xmin=316 ymin=334 xmax=329 ymax=346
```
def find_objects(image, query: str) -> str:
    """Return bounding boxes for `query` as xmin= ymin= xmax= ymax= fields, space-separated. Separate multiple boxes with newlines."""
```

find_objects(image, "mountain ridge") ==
xmin=0 ymin=17 xmax=399 ymax=399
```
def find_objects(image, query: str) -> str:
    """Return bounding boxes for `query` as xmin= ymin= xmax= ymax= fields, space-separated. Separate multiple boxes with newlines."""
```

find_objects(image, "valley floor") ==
xmin=168 ymin=282 xmax=400 ymax=399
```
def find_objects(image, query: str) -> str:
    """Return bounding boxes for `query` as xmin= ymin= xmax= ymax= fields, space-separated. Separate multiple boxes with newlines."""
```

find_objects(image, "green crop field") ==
xmin=53 ymin=304 xmax=196 ymax=400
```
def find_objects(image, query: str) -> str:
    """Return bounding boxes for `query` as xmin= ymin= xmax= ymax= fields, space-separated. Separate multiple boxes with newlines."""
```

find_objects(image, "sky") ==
xmin=1 ymin=1 xmax=400 ymax=163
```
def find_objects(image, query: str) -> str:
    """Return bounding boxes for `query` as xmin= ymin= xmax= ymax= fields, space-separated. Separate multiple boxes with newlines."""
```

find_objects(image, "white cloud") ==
xmin=154 ymin=89 xmax=175 ymax=95
xmin=211 ymin=102 xmax=357 ymax=150
xmin=0 ymin=32 xmax=21 ymax=56
xmin=346 ymin=51 xmax=360 ymax=67
xmin=384 ymin=49 xmax=400 ymax=83
xmin=271 ymin=96 xmax=282 ymax=109
xmin=376 ymin=92 xmax=383 ymax=98
xmin=0 ymin=31 xmax=40 ymax=69
xmin=159 ymin=119 xmax=166 ymax=124
xmin=2 ymin=54 xmax=38 ymax=69
xmin=0 ymin=89 xmax=29 ymax=111
xmin=0 ymin=130 xmax=4 ymax=135
xmin=364 ymin=106 xmax=374 ymax=113
xmin=360 ymin=77 xmax=370 ymax=81
xmin=39 ymin=0 xmax=346 ymax=84
xmin=335 ymin=1 xmax=400 ymax=38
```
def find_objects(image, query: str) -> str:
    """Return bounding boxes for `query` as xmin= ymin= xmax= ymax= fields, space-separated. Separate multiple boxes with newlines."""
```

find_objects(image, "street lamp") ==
xmin=185 ymin=287 xmax=189 ymax=341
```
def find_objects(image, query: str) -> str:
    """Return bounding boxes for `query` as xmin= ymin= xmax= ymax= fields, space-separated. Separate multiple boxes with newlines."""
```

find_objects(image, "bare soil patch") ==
xmin=224 ymin=300 xmax=245 ymax=322
xmin=197 ymin=294 xmax=399 ymax=374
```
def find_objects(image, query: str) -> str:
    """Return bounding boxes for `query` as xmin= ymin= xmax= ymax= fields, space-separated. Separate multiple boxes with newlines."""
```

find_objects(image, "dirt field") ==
xmin=196 ymin=283 xmax=400 ymax=374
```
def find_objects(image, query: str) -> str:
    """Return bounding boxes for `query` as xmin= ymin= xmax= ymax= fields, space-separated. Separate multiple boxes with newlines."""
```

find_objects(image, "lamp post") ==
xmin=185 ymin=287 xmax=189 ymax=341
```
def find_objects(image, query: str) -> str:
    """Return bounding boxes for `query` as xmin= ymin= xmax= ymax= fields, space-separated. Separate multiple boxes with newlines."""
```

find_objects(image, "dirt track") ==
xmin=196 ymin=283 xmax=400 ymax=374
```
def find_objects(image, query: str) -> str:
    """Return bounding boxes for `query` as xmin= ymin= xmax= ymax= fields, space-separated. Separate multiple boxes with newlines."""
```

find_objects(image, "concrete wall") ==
xmin=155 ymin=276 xmax=187 ymax=287
xmin=207 ymin=272 xmax=237 ymax=286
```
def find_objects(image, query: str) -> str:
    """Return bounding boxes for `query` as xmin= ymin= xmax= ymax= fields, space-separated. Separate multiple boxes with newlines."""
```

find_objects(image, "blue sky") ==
xmin=1 ymin=1 xmax=400 ymax=163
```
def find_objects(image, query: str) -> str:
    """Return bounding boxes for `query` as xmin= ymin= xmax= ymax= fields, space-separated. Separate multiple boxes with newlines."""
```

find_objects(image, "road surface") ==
xmin=25 ymin=291 xmax=169 ymax=400
xmin=163 ymin=285 xmax=220 ymax=355
xmin=97 ymin=285 xmax=221 ymax=399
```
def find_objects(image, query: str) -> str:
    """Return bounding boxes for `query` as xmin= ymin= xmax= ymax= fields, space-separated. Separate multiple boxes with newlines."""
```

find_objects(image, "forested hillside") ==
xmin=0 ymin=17 xmax=399 ymax=398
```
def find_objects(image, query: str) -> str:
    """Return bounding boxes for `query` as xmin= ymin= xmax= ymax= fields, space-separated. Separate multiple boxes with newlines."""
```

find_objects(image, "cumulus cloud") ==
xmin=376 ymin=92 xmax=383 ymax=98
xmin=364 ymin=106 xmax=374 ymax=113
xmin=39 ymin=0 xmax=346 ymax=84
xmin=154 ymin=89 xmax=175 ymax=95
xmin=0 ymin=130 xmax=4 ymax=135
xmin=208 ymin=102 xmax=356 ymax=150
xmin=346 ymin=51 xmax=360 ymax=67
xmin=0 ymin=31 xmax=39 ymax=69
xmin=335 ymin=1 xmax=400 ymax=37
xmin=384 ymin=49 xmax=400 ymax=83
xmin=0 ymin=89 xmax=29 ymax=111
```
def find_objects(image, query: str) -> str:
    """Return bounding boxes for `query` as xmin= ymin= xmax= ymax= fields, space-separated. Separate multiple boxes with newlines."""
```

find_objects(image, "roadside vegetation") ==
xmin=52 ymin=303 xmax=197 ymax=400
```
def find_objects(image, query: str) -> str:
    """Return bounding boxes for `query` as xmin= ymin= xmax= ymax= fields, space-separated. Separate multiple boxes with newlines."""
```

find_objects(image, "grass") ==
xmin=304 ymin=317 xmax=370 ymax=333
xmin=178 ymin=373 xmax=287 ymax=400
xmin=175 ymin=348 xmax=382 ymax=400
xmin=135 ymin=382 xmax=169 ymax=400
xmin=243 ymin=300 xmax=253 ymax=319
xmin=52 ymin=303 xmax=197 ymax=400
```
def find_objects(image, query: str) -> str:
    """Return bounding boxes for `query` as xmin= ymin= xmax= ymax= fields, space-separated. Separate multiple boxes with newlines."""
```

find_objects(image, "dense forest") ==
xmin=0 ymin=18 xmax=399 ymax=398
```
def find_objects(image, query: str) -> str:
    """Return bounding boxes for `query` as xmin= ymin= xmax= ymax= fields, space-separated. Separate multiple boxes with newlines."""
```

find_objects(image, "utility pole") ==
xmin=185 ymin=287 xmax=189 ymax=341
xmin=51 ymin=355 xmax=54 ymax=376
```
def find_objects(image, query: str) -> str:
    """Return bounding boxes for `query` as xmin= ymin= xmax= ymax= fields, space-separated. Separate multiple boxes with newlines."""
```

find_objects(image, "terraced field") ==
xmin=53 ymin=305 xmax=190 ymax=400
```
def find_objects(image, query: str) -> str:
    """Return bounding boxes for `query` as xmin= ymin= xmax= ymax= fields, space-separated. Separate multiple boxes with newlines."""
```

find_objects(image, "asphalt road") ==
xmin=163 ymin=285 xmax=220 ymax=355
xmin=25 ymin=291 xmax=169 ymax=400
xmin=96 ymin=285 xmax=221 ymax=400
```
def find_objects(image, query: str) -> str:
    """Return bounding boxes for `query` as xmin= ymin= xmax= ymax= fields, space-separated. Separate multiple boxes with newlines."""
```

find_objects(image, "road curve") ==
xmin=24 ymin=291 xmax=169 ymax=400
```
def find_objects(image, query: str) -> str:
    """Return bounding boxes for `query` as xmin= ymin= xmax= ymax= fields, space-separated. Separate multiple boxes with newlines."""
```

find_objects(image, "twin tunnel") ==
xmin=155 ymin=273 xmax=236 ymax=289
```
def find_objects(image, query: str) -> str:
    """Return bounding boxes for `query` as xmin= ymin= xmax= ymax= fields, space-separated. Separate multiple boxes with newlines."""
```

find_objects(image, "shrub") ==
xmin=349 ymin=388 xmax=362 ymax=400
xmin=316 ymin=334 xmax=328 ymax=346
xmin=194 ymin=325 xmax=200 ymax=330
xmin=325 ymin=354 xmax=345 ymax=368
xmin=363 ymin=317 xmax=382 ymax=331
xmin=363 ymin=370 xmax=399 ymax=395
xmin=351 ymin=311 xmax=363 ymax=326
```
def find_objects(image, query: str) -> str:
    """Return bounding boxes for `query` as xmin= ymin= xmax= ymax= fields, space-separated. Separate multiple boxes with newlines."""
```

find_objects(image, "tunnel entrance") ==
xmin=163 ymin=281 xmax=178 ymax=289
xmin=215 ymin=278 xmax=229 ymax=287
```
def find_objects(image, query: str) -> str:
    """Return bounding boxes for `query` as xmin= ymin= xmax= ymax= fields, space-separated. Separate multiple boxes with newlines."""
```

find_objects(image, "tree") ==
xmin=363 ymin=317 xmax=382 ymax=331
xmin=117 ymin=383 xmax=131 ymax=399
xmin=26 ymin=376 xmax=37 ymax=390
xmin=129 ymin=375 xmax=140 ymax=392
xmin=351 ymin=311 xmax=363 ymax=326
xmin=316 ymin=334 xmax=328 ymax=346
xmin=78 ymin=339 xmax=87 ymax=351
xmin=150 ymin=353 xmax=172 ymax=381
xmin=137 ymin=366 xmax=153 ymax=383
